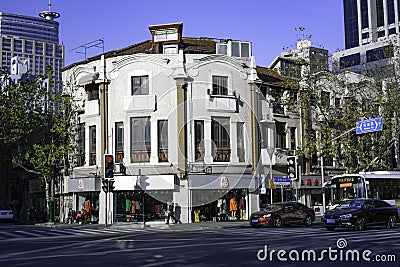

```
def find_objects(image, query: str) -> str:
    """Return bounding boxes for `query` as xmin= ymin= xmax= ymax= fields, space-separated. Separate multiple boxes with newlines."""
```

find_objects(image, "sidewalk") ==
xmin=29 ymin=216 xmax=322 ymax=230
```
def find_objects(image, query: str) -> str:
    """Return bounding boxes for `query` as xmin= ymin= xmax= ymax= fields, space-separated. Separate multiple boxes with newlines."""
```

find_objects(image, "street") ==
xmin=0 ymin=221 xmax=399 ymax=267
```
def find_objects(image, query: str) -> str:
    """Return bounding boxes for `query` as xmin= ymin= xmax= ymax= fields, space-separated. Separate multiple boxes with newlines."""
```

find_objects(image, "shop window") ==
xmin=306 ymin=178 xmax=311 ymax=186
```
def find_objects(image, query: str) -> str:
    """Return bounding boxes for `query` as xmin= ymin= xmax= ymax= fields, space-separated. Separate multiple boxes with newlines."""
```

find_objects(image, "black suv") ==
xmin=321 ymin=198 xmax=398 ymax=231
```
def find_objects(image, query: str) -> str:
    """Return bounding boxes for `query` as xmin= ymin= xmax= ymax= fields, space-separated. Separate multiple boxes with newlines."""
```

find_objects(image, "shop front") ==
xmin=112 ymin=175 xmax=176 ymax=223
xmin=188 ymin=174 xmax=255 ymax=222
xmin=64 ymin=177 xmax=101 ymax=224
xmin=297 ymin=175 xmax=332 ymax=216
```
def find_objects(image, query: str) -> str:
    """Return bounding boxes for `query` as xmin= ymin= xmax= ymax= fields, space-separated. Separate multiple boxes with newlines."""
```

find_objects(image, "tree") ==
xmin=0 ymin=66 xmax=76 ymax=221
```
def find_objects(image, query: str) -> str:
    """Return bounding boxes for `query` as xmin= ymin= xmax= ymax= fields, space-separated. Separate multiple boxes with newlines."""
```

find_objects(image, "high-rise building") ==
xmin=333 ymin=0 xmax=400 ymax=76
xmin=0 ymin=3 xmax=64 ymax=87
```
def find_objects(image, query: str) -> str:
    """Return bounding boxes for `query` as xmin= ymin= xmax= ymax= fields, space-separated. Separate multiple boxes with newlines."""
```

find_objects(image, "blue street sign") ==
xmin=356 ymin=118 xmax=382 ymax=135
xmin=274 ymin=177 xmax=291 ymax=185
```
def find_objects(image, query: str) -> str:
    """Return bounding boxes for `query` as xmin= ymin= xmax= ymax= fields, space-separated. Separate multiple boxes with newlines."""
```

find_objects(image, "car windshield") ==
xmin=337 ymin=200 xmax=364 ymax=210
xmin=263 ymin=204 xmax=283 ymax=211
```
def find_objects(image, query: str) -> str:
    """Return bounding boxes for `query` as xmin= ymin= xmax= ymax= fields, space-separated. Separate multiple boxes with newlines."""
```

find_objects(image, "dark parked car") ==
xmin=321 ymin=198 xmax=398 ymax=231
xmin=250 ymin=202 xmax=315 ymax=228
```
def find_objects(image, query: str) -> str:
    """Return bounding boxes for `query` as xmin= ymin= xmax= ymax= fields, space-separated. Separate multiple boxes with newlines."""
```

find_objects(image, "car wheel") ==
xmin=387 ymin=216 xmax=396 ymax=229
xmin=325 ymin=227 xmax=335 ymax=231
xmin=273 ymin=216 xmax=282 ymax=228
xmin=354 ymin=217 xmax=366 ymax=231
xmin=304 ymin=215 xmax=312 ymax=226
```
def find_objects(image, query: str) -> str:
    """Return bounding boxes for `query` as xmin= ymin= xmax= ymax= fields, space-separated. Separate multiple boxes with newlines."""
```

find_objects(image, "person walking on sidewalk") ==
xmin=166 ymin=202 xmax=180 ymax=224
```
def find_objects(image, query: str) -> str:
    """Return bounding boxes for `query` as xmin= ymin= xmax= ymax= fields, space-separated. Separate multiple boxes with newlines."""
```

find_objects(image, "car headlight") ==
xmin=262 ymin=214 xmax=272 ymax=218
xmin=339 ymin=214 xmax=352 ymax=219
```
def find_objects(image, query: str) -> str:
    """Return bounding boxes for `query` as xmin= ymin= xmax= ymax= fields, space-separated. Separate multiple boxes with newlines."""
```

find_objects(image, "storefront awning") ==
xmin=113 ymin=175 xmax=176 ymax=191
xmin=188 ymin=174 xmax=255 ymax=190
xmin=78 ymin=72 xmax=99 ymax=86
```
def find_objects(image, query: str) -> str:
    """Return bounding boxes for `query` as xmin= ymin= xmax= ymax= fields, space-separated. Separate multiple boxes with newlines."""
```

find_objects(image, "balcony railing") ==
xmin=115 ymin=151 xmax=124 ymax=163
xmin=89 ymin=152 xmax=96 ymax=166
xmin=130 ymin=148 xmax=151 ymax=163
xmin=158 ymin=148 xmax=168 ymax=162
xmin=213 ymin=147 xmax=231 ymax=162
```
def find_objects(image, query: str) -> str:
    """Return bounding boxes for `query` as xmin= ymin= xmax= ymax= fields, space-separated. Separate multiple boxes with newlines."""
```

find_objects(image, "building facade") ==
xmin=62 ymin=23 xmax=263 ymax=224
xmin=333 ymin=0 xmax=400 ymax=76
xmin=0 ymin=11 xmax=64 ymax=88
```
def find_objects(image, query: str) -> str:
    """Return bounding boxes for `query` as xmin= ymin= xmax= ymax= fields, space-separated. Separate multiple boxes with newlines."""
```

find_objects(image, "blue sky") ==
xmin=2 ymin=0 xmax=344 ymax=67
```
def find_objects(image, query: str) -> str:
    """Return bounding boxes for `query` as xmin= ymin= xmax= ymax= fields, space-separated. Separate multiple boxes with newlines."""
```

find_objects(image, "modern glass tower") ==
xmin=333 ymin=0 xmax=400 ymax=76
xmin=0 ymin=4 xmax=64 ymax=87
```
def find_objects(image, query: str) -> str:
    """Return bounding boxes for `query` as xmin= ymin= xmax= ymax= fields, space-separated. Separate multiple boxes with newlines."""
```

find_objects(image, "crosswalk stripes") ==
xmin=0 ymin=227 xmax=139 ymax=240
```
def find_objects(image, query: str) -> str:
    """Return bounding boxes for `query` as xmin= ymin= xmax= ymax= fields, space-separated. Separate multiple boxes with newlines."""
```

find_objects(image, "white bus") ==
xmin=330 ymin=171 xmax=400 ymax=208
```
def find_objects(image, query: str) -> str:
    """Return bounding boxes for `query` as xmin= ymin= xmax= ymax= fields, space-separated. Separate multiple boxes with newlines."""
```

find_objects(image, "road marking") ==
xmin=0 ymin=231 xmax=25 ymax=238
xmin=15 ymin=231 xmax=43 ymax=237
xmin=32 ymin=230 xmax=64 ymax=236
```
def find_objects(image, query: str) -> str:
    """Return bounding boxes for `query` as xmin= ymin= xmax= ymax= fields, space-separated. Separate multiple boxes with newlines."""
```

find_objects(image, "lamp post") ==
xmin=266 ymin=147 xmax=275 ymax=204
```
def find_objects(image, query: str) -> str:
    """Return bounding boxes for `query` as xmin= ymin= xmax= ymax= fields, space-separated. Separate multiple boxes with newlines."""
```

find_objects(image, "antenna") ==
xmin=70 ymin=39 xmax=105 ymax=60
xmin=39 ymin=0 xmax=60 ymax=21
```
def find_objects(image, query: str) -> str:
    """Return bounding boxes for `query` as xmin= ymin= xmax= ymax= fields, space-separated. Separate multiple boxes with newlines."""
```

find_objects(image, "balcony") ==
xmin=84 ymin=100 xmax=99 ymax=116
xmin=206 ymin=94 xmax=237 ymax=113
xmin=124 ymin=95 xmax=156 ymax=112
xmin=260 ymin=148 xmax=287 ymax=165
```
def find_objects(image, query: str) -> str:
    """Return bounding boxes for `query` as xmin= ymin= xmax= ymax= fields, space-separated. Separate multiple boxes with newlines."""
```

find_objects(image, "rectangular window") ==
xmin=195 ymin=120 xmax=204 ymax=161
xmin=76 ymin=123 xmax=85 ymax=167
xmin=89 ymin=126 xmax=96 ymax=166
xmin=237 ymin=122 xmax=245 ymax=162
xmin=158 ymin=120 xmax=168 ymax=162
xmin=275 ymin=122 xmax=286 ymax=149
xmin=290 ymin=127 xmax=296 ymax=151
xmin=212 ymin=117 xmax=231 ymax=162
xmin=212 ymin=75 xmax=228 ymax=95
xmin=131 ymin=76 xmax=149 ymax=95
xmin=130 ymin=117 xmax=151 ymax=163
xmin=115 ymin=122 xmax=124 ymax=163
xmin=85 ymin=83 xmax=99 ymax=101
xmin=321 ymin=91 xmax=330 ymax=107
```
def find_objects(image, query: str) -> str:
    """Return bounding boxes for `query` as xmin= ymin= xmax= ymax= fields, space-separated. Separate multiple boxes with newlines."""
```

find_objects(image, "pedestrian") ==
xmin=166 ymin=202 xmax=180 ymax=224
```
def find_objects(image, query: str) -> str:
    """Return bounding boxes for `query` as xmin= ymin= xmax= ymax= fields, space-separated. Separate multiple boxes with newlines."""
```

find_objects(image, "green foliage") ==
xmin=0 ymin=67 xmax=76 ymax=183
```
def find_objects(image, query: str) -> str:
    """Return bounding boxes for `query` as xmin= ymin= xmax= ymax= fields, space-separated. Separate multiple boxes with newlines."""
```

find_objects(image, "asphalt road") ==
xmin=0 ymin=221 xmax=399 ymax=267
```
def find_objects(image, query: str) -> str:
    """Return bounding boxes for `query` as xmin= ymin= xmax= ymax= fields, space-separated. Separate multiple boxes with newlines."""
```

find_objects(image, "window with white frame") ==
xmin=130 ymin=117 xmax=151 ymax=163
xmin=131 ymin=75 xmax=149 ymax=95
xmin=212 ymin=117 xmax=231 ymax=162
xmin=158 ymin=120 xmax=168 ymax=162
xmin=89 ymin=125 xmax=96 ymax=165
xmin=212 ymin=75 xmax=228 ymax=95
xmin=115 ymin=122 xmax=124 ymax=163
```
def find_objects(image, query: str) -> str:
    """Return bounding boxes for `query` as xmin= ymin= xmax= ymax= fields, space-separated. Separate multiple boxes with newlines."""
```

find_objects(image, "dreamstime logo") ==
xmin=257 ymin=238 xmax=397 ymax=263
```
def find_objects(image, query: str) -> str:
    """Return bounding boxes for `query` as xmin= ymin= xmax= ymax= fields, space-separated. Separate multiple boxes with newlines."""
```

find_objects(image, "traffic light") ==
xmin=104 ymin=154 xmax=114 ymax=178
xmin=287 ymin=156 xmax=297 ymax=180
xmin=102 ymin=179 xmax=109 ymax=193
xmin=108 ymin=179 xmax=115 ymax=192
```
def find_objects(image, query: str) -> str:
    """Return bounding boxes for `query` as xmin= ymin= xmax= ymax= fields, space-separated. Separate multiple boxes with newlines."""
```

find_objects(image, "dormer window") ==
xmin=216 ymin=40 xmax=251 ymax=58
xmin=163 ymin=44 xmax=178 ymax=54
xmin=149 ymin=23 xmax=183 ymax=43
